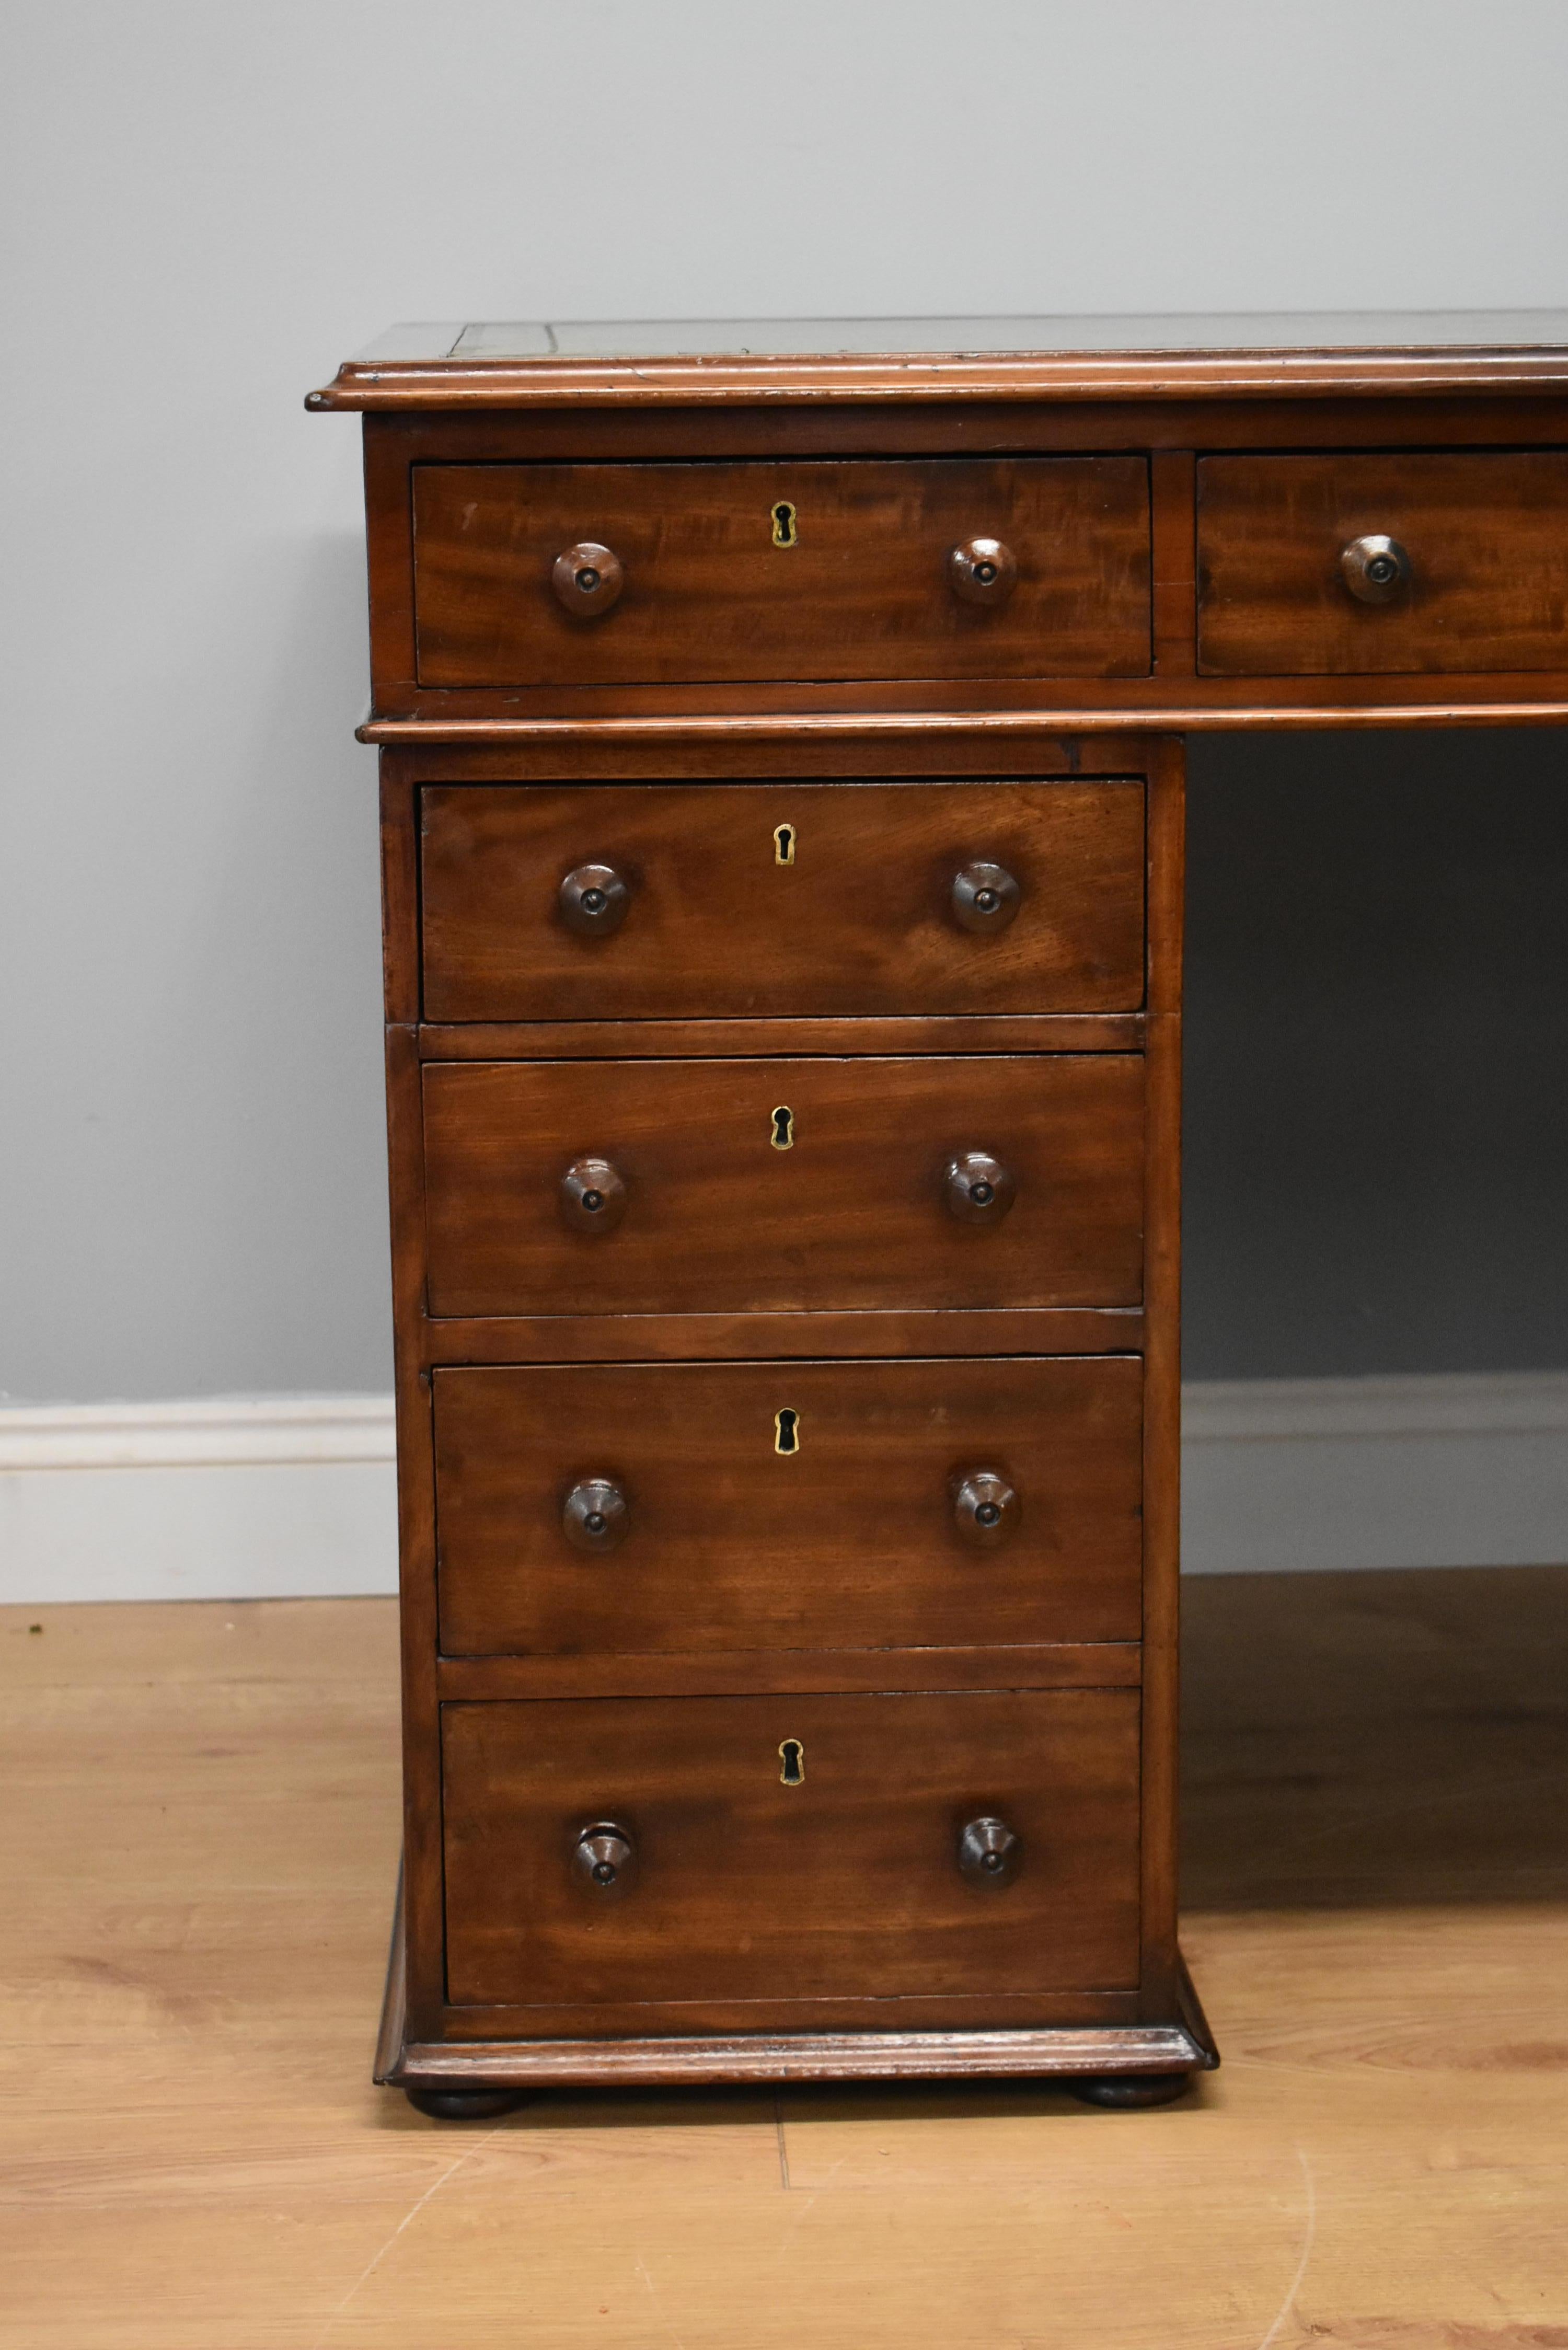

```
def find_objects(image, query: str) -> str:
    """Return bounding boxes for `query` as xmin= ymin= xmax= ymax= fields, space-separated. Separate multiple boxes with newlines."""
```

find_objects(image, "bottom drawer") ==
xmin=443 ymin=1689 xmax=1140 ymax=2008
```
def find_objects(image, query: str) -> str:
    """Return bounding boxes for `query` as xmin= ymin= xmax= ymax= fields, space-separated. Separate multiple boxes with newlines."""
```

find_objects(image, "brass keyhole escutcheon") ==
xmin=778 ymin=1738 xmax=805 ymax=1787
xmin=770 ymin=1104 xmax=794 ymax=1150
xmin=770 ymin=500 xmax=798 ymax=548
xmin=774 ymin=1407 xmax=801 ymax=1456
xmin=773 ymin=822 xmax=797 ymax=866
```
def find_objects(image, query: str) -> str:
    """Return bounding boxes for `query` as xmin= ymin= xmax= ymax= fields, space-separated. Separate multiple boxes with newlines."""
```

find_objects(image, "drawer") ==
xmin=434 ymin=1356 xmax=1143 ymax=1657
xmin=443 ymin=1689 xmax=1141 ymax=2006
xmin=1197 ymin=451 xmax=1568 ymax=674
xmin=422 ymin=1053 xmax=1144 ymax=1317
xmin=421 ymin=778 xmax=1146 ymax=1022
xmin=411 ymin=458 xmax=1151 ymax=687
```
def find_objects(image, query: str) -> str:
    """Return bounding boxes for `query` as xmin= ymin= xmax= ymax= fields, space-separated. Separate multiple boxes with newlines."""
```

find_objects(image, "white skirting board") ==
xmin=0 ymin=1399 xmax=398 ymax=1605
xmin=1181 ymin=1371 xmax=1568 ymax=1574
xmin=1 ymin=1374 xmax=1564 ymax=1604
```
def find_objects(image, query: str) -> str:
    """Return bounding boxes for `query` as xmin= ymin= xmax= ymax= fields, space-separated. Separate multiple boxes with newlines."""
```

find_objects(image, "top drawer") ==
xmin=1197 ymin=451 xmax=1568 ymax=675
xmin=411 ymin=458 xmax=1152 ymax=687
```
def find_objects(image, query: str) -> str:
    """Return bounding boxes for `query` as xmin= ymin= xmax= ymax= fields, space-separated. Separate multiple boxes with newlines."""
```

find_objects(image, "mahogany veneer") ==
xmin=314 ymin=311 xmax=1568 ymax=2114
xmin=411 ymin=457 xmax=1152 ymax=686
xmin=442 ymin=1689 xmax=1142 ymax=2012
xmin=420 ymin=1053 xmax=1146 ymax=1318
xmin=432 ymin=1356 xmax=1144 ymax=1659
xmin=420 ymin=778 xmax=1147 ymax=1020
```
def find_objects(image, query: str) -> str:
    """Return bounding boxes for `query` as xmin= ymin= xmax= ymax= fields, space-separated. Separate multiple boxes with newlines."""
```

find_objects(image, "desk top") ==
xmin=309 ymin=312 xmax=1568 ymax=410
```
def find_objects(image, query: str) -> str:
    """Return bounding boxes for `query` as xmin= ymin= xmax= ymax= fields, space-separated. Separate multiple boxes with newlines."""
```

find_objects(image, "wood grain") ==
xmin=432 ymin=1355 xmax=1143 ymax=1658
xmin=360 ymin=687 xmax=1568 ymax=740
xmin=441 ymin=1688 xmax=1142 ymax=2009
xmin=382 ymin=1023 xmax=445 ymax=2037
xmin=411 ymin=458 xmax=1152 ymax=686
xmin=5 ymin=1573 xmax=1566 ymax=2348
xmin=356 ymin=397 xmax=1568 ymax=723
xmin=417 ymin=1305 xmax=1144 ymax=1363
xmin=1138 ymin=740 xmax=1185 ymax=2015
xmin=1197 ymin=450 xmax=1568 ymax=674
xmin=433 ymin=1641 xmax=1143 ymax=1701
xmin=421 ymin=1052 xmax=1145 ymax=1318
xmin=1149 ymin=452 xmax=1198 ymax=676
xmin=309 ymin=335 xmax=1568 ymax=410
xmin=382 ymin=727 xmax=1159 ymax=784
xmin=417 ymin=1015 xmax=1147 ymax=1059
xmin=367 ymin=391 xmax=1568 ymax=464
xmin=420 ymin=778 xmax=1146 ymax=1021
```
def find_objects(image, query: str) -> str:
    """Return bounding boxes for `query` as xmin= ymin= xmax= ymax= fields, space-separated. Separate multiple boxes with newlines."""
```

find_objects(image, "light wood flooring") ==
xmin=3 ymin=1565 xmax=1566 ymax=2348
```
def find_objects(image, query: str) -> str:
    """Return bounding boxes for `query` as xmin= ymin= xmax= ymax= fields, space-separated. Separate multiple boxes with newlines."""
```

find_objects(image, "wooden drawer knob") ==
xmin=559 ymin=1155 xmax=627 ymax=1234
xmin=572 ymin=1821 xmax=636 ymax=1894
xmin=958 ymin=1816 xmax=1021 ymax=1886
xmin=559 ymin=862 xmax=630 ymax=937
xmin=1340 ymin=533 xmax=1411 ymax=604
xmin=951 ymin=860 xmax=1021 ymax=934
xmin=944 ymin=1150 xmax=1016 ymax=1224
xmin=952 ymin=1469 xmax=1020 ymax=1546
xmin=551 ymin=542 xmax=625 ymax=616
xmin=948 ymin=537 xmax=1017 ymax=606
xmin=562 ymin=1478 xmax=630 ymax=1552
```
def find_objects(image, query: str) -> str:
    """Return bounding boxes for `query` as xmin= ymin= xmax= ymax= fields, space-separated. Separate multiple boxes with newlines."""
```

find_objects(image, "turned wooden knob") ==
xmin=559 ymin=1156 xmax=627 ymax=1234
xmin=551 ymin=541 xmax=625 ymax=616
xmin=944 ymin=1151 xmax=1016 ymax=1224
xmin=1340 ymin=533 xmax=1411 ymax=605
xmin=948 ymin=537 xmax=1017 ymax=606
xmin=958 ymin=1816 xmax=1021 ymax=1886
xmin=562 ymin=1478 xmax=630 ymax=1553
xmin=559 ymin=862 xmax=630 ymax=937
xmin=572 ymin=1822 xmax=636 ymax=1894
xmin=952 ymin=1469 xmax=1020 ymax=1547
xmin=951 ymin=860 xmax=1021 ymax=934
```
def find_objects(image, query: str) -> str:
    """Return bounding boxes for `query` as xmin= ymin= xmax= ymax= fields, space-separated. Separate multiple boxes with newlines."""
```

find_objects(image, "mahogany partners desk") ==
xmin=309 ymin=315 xmax=1568 ymax=2118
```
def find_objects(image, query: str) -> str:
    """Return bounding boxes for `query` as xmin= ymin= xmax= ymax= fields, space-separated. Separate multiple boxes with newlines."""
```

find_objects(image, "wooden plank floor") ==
xmin=2 ymin=1566 xmax=1565 ymax=2348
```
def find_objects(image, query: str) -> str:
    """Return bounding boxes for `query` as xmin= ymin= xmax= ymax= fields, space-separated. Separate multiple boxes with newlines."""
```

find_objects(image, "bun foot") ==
xmin=405 ymin=2085 xmax=528 ymax=2121
xmin=1068 ymin=2071 xmax=1193 ymax=2110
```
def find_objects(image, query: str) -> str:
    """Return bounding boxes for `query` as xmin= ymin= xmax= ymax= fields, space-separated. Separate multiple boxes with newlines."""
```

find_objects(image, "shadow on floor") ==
xmin=1182 ymin=1562 xmax=1568 ymax=1910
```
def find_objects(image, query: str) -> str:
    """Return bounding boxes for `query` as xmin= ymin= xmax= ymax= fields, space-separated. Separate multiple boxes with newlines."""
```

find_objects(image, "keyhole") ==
xmin=770 ymin=500 xmax=798 ymax=548
xmin=774 ymin=1408 xmax=800 ymax=1456
xmin=773 ymin=822 xmax=796 ymax=866
xmin=778 ymin=1738 xmax=805 ymax=1787
xmin=770 ymin=1104 xmax=794 ymax=1151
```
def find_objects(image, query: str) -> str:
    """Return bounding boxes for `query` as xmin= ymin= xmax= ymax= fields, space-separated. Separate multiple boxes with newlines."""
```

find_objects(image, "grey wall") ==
xmin=3 ymin=2 xmax=1567 ymax=1403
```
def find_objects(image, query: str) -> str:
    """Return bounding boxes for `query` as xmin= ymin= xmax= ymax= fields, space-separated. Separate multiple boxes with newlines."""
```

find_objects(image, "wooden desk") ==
xmin=309 ymin=315 xmax=1568 ymax=2117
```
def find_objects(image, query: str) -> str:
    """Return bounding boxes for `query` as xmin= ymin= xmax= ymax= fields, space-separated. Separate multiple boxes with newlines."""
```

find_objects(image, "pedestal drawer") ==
xmin=411 ymin=456 xmax=1152 ymax=687
xmin=442 ymin=1688 xmax=1141 ymax=2007
xmin=434 ymin=1355 xmax=1142 ymax=1657
xmin=421 ymin=778 xmax=1146 ymax=1022
xmin=421 ymin=1053 xmax=1144 ymax=1317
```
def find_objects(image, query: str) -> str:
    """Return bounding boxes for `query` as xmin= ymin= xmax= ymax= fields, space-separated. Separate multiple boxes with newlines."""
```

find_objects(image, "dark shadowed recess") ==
xmin=1183 ymin=728 xmax=1568 ymax=1380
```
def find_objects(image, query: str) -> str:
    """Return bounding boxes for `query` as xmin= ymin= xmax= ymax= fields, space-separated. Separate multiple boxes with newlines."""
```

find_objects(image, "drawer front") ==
xmin=1197 ymin=451 xmax=1568 ymax=675
xmin=411 ymin=458 xmax=1152 ymax=687
xmin=434 ymin=1356 xmax=1143 ymax=1657
xmin=422 ymin=1054 xmax=1144 ymax=1317
xmin=421 ymin=779 xmax=1146 ymax=1022
xmin=443 ymin=1689 xmax=1140 ymax=2006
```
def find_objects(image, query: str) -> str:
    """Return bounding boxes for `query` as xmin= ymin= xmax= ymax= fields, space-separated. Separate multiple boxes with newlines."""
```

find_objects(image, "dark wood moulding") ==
xmin=361 ymin=695 xmax=1568 ymax=741
xmin=310 ymin=333 xmax=1568 ymax=412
